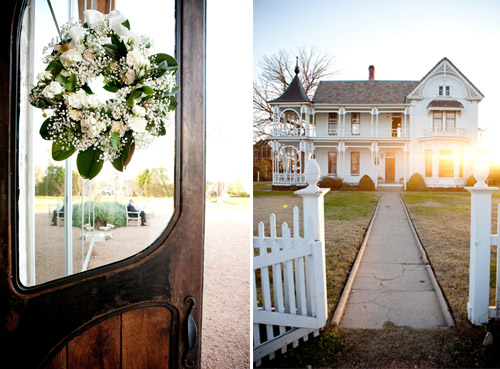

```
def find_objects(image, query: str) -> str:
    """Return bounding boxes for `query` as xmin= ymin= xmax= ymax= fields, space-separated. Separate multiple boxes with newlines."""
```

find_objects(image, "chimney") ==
xmin=369 ymin=65 xmax=375 ymax=83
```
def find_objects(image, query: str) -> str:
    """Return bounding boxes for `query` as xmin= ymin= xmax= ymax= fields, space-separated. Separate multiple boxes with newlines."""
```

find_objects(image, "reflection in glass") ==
xmin=18 ymin=0 xmax=176 ymax=286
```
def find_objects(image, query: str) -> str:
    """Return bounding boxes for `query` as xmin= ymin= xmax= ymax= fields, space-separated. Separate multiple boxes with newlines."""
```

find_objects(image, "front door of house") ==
xmin=0 ymin=1 xmax=206 ymax=368
xmin=385 ymin=158 xmax=396 ymax=182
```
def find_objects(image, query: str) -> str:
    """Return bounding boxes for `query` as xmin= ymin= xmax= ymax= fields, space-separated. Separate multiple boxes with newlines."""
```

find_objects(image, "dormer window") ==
xmin=438 ymin=85 xmax=450 ymax=97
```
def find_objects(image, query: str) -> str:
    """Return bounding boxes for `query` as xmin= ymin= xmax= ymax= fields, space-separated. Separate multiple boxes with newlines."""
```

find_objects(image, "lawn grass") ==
xmin=402 ymin=191 xmax=500 ymax=368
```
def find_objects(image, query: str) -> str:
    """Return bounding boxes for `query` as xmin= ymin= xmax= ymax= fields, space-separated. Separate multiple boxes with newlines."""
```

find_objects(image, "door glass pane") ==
xmin=18 ymin=0 xmax=176 ymax=286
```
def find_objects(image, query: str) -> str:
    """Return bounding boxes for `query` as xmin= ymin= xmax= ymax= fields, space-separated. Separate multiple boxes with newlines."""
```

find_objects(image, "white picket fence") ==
xmin=253 ymin=206 xmax=327 ymax=366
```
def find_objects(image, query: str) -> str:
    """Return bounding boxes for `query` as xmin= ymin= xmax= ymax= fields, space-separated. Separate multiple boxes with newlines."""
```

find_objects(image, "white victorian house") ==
xmin=269 ymin=57 xmax=483 ymax=189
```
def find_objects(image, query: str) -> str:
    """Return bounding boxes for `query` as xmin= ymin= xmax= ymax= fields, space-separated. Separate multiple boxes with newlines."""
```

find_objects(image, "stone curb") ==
xmin=331 ymin=193 xmax=382 ymax=326
xmin=398 ymin=194 xmax=455 ymax=327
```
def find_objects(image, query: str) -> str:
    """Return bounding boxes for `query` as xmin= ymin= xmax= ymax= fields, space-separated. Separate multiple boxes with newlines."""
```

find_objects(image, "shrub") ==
xmin=416 ymin=184 xmax=428 ymax=192
xmin=72 ymin=201 xmax=127 ymax=228
xmin=465 ymin=174 xmax=477 ymax=187
xmin=318 ymin=176 xmax=345 ymax=190
xmin=406 ymin=173 xmax=426 ymax=191
xmin=358 ymin=175 xmax=375 ymax=191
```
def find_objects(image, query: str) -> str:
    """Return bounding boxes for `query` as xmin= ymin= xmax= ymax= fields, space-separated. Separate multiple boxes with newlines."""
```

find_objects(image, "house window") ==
xmin=438 ymin=85 xmax=450 ymax=96
xmin=425 ymin=150 xmax=433 ymax=177
xmin=328 ymin=152 xmax=337 ymax=175
xmin=433 ymin=111 xmax=456 ymax=131
xmin=439 ymin=150 xmax=454 ymax=177
xmin=351 ymin=152 xmax=360 ymax=175
xmin=445 ymin=112 xmax=456 ymax=131
xmin=351 ymin=113 xmax=360 ymax=135
xmin=328 ymin=113 xmax=338 ymax=135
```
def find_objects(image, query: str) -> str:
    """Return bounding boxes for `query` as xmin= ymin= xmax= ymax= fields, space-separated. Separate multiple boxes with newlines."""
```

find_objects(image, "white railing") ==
xmin=273 ymin=172 xmax=306 ymax=185
xmin=253 ymin=207 xmax=327 ymax=366
xmin=423 ymin=128 xmax=469 ymax=138
xmin=314 ymin=128 xmax=407 ymax=138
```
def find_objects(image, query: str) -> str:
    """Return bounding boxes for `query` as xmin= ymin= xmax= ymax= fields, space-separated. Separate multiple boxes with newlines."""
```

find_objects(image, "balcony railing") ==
xmin=314 ymin=128 xmax=407 ymax=138
xmin=422 ymin=128 xmax=469 ymax=138
xmin=273 ymin=172 xmax=306 ymax=184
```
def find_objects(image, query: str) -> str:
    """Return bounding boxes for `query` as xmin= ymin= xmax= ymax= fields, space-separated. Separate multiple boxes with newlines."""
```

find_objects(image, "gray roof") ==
xmin=312 ymin=80 xmax=419 ymax=105
xmin=269 ymin=74 xmax=311 ymax=104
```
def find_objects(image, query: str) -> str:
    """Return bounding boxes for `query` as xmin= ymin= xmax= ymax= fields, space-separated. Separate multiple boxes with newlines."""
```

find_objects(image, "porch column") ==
xmin=340 ymin=108 xmax=346 ymax=137
xmin=403 ymin=143 xmax=408 ymax=190
xmin=370 ymin=108 xmax=375 ymax=137
xmin=403 ymin=110 xmax=408 ymax=137
xmin=340 ymin=141 xmax=346 ymax=180
xmin=375 ymin=109 xmax=379 ymax=138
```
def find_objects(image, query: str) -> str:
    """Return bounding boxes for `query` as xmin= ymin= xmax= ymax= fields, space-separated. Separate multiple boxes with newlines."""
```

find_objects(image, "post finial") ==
xmin=294 ymin=56 xmax=300 ymax=75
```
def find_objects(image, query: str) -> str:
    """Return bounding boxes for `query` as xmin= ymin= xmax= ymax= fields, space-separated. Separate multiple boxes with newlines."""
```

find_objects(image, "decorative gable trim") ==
xmin=407 ymin=58 xmax=484 ymax=101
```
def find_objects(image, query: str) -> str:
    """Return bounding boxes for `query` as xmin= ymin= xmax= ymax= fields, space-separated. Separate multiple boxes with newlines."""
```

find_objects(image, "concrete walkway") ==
xmin=340 ymin=191 xmax=451 ymax=328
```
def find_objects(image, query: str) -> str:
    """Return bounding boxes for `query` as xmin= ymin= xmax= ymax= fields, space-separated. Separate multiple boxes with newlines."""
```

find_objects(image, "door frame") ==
xmin=0 ymin=1 xmax=206 ymax=368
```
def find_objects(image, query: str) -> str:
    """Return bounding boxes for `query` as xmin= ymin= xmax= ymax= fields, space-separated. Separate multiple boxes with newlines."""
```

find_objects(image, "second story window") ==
xmin=351 ymin=113 xmax=360 ymax=135
xmin=438 ymin=85 xmax=450 ymax=96
xmin=433 ymin=111 xmax=456 ymax=131
xmin=328 ymin=113 xmax=338 ymax=135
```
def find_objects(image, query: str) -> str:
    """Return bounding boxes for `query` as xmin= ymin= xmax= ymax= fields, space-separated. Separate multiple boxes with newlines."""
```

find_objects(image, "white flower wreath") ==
xmin=29 ymin=10 xmax=178 ymax=179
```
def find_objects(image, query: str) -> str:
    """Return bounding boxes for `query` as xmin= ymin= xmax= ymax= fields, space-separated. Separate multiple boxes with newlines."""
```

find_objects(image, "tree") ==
xmin=253 ymin=46 xmax=336 ymax=141
xmin=134 ymin=167 xmax=174 ymax=197
xmin=36 ymin=164 xmax=83 ymax=196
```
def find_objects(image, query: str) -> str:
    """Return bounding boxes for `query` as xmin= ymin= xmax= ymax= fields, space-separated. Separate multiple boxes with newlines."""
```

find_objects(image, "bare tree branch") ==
xmin=253 ymin=46 xmax=336 ymax=141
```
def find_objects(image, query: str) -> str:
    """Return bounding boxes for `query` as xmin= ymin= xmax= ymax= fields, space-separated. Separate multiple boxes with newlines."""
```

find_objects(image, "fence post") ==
xmin=294 ymin=159 xmax=330 ymax=244
xmin=465 ymin=157 xmax=499 ymax=325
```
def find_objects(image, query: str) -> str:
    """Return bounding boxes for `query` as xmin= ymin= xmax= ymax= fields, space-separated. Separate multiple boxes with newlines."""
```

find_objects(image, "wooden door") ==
xmin=385 ymin=158 xmax=396 ymax=182
xmin=0 ymin=1 xmax=206 ymax=368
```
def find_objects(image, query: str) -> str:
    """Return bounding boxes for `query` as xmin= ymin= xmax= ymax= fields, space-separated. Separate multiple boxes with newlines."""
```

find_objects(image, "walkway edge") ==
xmin=398 ymin=194 xmax=455 ymax=327
xmin=331 ymin=193 xmax=382 ymax=326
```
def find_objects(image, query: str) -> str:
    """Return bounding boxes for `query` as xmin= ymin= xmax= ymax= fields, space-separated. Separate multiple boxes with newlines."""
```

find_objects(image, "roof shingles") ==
xmin=312 ymin=81 xmax=419 ymax=105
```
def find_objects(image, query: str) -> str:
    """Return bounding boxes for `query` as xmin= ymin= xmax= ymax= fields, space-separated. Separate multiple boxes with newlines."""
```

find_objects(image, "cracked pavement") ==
xmin=340 ymin=191 xmax=448 ymax=328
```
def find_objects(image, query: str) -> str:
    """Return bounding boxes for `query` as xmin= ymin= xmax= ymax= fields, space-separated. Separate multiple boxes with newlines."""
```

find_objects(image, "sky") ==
xmin=254 ymin=0 xmax=500 ymax=161
xmin=29 ymin=0 xmax=253 ymax=190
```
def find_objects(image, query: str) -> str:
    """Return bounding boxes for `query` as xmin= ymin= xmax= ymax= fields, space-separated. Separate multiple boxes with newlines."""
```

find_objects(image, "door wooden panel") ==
xmin=385 ymin=158 xmax=396 ymax=182
xmin=0 ymin=1 xmax=206 ymax=368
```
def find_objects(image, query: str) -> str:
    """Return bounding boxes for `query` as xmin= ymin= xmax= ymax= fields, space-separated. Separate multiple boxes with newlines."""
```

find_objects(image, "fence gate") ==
xmin=253 ymin=159 xmax=329 ymax=366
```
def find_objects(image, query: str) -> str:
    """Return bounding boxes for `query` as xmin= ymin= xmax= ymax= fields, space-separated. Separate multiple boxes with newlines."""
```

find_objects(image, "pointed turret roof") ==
xmin=269 ymin=57 xmax=311 ymax=104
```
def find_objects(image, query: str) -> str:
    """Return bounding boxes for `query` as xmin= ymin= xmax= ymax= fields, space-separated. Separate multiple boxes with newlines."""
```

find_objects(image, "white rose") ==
xmin=126 ymin=49 xmax=147 ymax=69
xmin=84 ymin=10 xmax=105 ymax=29
xmin=42 ymin=81 xmax=63 ymax=99
xmin=60 ymin=48 xmax=82 ymax=68
xmin=37 ymin=71 xmax=52 ymax=81
xmin=94 ymin=120 xmax=106 ymax=134
xmin=124 ymin=69 xmax=136 ymax=85
xmin=81 ymin=118 xmax=91 ymax=133
xmin=86 ymin=94 xmax=99 ymax=108
xmin=68 ymin=26 xmax=86 ymax=49
xmin=66 ymin=90 xmax=87 ymax=109
xmin=83 ymin=50 xmax=95 ymax=63
xmin=68 ymin=107 xmax=82 ymax=120
xmin=132 ymin=105 xmax=146 ymax=117
xmin=128 ymin=115 xmax=147 ymax=133
xmin=111 ymin=120 xmax=126 ymax=136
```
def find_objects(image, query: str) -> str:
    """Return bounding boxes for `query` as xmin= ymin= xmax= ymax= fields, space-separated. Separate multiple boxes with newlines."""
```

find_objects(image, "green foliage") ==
xmin=358 ymin=174 xmax=375 ymax=191
xmin=226 ymin=178 xmax=249 ymax=197
xmin=134 ymin=167 xmax=174 ymax=197
xmin=36 ymin=164 xmax=65 ymax=196
xmin=406 ymin=173 xmax=426 ymax=191
xmin=318 ymin=176 xmax=346 ymax=191
xmin=36 ymin=164 xmax=82 ymax=196
xmin=465 ymin=174 xmax=477 ymax=187
xmin=72 ymin=201 xmax=126 ymax=228
xmin=77 ymin=146 xmax=104 ymax=179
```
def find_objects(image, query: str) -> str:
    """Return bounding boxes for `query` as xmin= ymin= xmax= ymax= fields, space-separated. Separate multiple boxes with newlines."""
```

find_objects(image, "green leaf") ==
xmin=46 ymin=60 xmax=64 ymax=76
xmin=111 ymin=132 xmax=133 ymax=171
xmin=122 ymin=19 xmax=131 ymax=30
xmin=141 ymin=85 xmax=154 ymax=95
xmin=52 ymin=140 xmax=76 ymax=161
xmin=67 ymin=74 xmax=77 ymax=92
xmin=150 ymin=53 xmax=178 ymax=76
xmin=164 ymin=85 xmax=179 ymax=97
xmin=39 ymin=117 xmax=53 ymax=140
xmin=81 ymin=84 xmax=94 ymax=94
xmin=168 ymin=96 xmax=178 ymax=111
xmin=126 ymin=90 xmax=142 ymax=107
xmin=103 ymin=85 xmax=119 ymax=93
xmin=77 ymin=147 xmax=104 ymax=179
xmin=103 ymin=44 xmax=120 ymax=60
xmin=157 ymin=122 xmax=166 ymax=136
xmin=110 ymin=132 xmax=120 ymax=149
xmin=111 ymin=34 xmax=128 ymax=57
xmin=56 ymin=74 xmax=68 ymax=85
